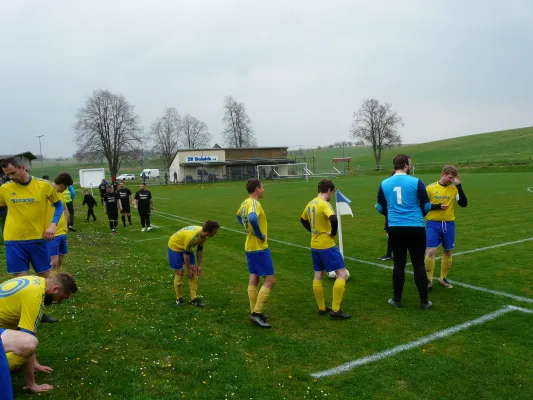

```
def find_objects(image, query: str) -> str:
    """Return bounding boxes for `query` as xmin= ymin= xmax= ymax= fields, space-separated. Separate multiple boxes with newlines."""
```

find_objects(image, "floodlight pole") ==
xmin=36 ymin=135 xmax=44 ymax=177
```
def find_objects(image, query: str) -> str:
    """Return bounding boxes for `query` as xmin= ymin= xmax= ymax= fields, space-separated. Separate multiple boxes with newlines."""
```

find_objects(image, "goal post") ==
xmin=256 ymin=163 xmax=310 ymax=182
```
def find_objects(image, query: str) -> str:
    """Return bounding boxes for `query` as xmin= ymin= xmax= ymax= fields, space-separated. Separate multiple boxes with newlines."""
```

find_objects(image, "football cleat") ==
xmin=421 ymin=300 xmax=433 ymax=310
xmin=190 ymin=298 xmax=205 ymax=308
xmin=318 ymin=306 xmax=332 ymax=316
xmin=439 ymin=278 xmax=453 ymax=289
xmin=175 ymin=298 xmax=185 ymax=306
xmin=250 ymin=313 xmax=271 ymax=328
xmin=330 ymin=309 xmax=351 ymax=319
xmin=388 ymin=299 xmax=401 ymax=308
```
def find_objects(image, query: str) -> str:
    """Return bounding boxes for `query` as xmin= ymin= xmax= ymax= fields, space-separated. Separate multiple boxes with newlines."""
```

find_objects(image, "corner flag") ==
xmin=335 ymin=190 xmax=353 ymax=257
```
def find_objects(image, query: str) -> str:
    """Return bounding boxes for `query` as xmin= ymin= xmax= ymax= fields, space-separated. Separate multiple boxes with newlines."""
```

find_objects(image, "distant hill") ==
xmin=290 ymin=127 xmax=533 ymax=172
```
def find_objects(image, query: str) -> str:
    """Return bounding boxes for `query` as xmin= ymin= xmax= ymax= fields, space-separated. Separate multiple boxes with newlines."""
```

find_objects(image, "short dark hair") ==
xmin=54 ymin=172 xmax=73 ymax=186
xmin=203 ymin=220 xmax=220 ymax=233
xmin=1 ymin=156 xmax=24 ymax=169
xmin=393 ymin=154 xmax=411 ymax=171
xmin=106 ymin=185 xmax=113 ymax=190
xmin=317 ymin=178 xmax=335 ymax=193
xmin=49 ymin=272 xmax=78 ymax=295
xmin=246 ymin=178 xmax=262 ymax=194
xmin=42 ymin=175 xmax=50 ymax=180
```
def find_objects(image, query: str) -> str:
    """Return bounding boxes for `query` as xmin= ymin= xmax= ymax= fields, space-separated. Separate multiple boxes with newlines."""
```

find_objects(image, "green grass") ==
xmin=291 ymin=126 xmax=533 ymax=172
xmin=2 ymin=170 xmax=533 ymax=399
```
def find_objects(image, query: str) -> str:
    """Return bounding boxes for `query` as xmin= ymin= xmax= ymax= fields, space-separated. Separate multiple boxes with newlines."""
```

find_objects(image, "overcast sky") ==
xmin=1 ymin=0 xmax=532 ymax=157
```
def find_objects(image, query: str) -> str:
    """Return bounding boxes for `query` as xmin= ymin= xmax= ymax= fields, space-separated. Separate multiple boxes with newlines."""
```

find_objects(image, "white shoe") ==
xmin=141 ymin=228 xmax=146 ymax=232
xmin=147 ymin=226 xmax=153 ymax=232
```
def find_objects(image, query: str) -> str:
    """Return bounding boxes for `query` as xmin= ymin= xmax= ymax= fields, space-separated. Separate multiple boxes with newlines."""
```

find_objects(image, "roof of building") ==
xmin=0 ymin=152 xmax=37 ymax=161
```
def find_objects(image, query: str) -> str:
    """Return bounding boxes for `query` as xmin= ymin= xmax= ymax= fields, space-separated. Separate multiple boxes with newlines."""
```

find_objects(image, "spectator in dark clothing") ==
xmin=82 ymin=190 xmax=97 ymax=222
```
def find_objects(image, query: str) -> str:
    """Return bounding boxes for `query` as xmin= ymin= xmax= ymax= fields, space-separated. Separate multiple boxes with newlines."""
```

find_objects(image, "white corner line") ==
xmin=311 ymin=305 xmax=532 ymax=378
xmin=152 ymin=211 xmax=533 ymax=304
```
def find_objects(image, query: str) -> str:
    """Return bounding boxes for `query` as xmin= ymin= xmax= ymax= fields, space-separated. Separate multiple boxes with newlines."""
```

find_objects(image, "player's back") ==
xmin=0 ymin=276 xmax=45 ymax=332
xmin=380 ymin=174 xmax=425 ymax=227
xmin=302 ymin=197 xmax=336 ymax=249
xmin=168 ymin=226 xmax=202 ymax=252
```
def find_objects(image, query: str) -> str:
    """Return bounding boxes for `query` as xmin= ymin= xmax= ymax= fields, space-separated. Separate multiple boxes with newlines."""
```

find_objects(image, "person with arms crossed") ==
xmin=236 ymin=178 xmax=275 ymax=328
xmin=81 ymin=189 xmax=97 ymax=222
xmin=0 ymin=157 xmax=63 ymax=279
xmin=425 ymin=165 xmax=468 ymax=289
xmin=133 ymin=183 xmax=154 ymax=232
xmin=168 ymin=221 xmax=220 ymax=307
xmin=0 ymin=273 xmax=78 ymax=393
xmin=103 ymin=185 xmax=122 ymax=234
xmin=117 ymin=180 xmax=133 ymax=227
xmin=376 ymin=154 xmax=438 ymax=310
xmin=301 ymin=179 xmax=351 ymax=319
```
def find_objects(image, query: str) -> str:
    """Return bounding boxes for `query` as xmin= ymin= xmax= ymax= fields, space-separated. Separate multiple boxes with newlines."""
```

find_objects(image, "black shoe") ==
xmin=123 ymin=224 xmax=127 ymax=227
xmin=41 ymin=314 xmax=58 ymax=323
xmin=388 ymin=299 xmax=401 ymax=308
xmin=257 ymin=313 xmax=270 ymax=322
xmin=68 ymin=226 xmax=77 ymax=232
xmin=421 ymin=300 xmax=433 ymax=310
xmin=175 ymin=298 xmax=185 ymax=306
xmin=318 ymin=306 xmax=332 ymax=316
xmin=330 ymin=309 xmax=351 ymax=319
xmin=378 ymin=255 xmax=393 ymax=261
xmin=250 ymin=313 xmax=271 ymax=328
xmin=190 ymin=298 xmax=205 ymax=308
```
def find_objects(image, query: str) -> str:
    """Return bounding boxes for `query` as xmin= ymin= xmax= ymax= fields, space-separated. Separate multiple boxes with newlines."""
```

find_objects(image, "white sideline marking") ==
xmin=133 ymin=236 xmax=169 ymax=242
xmin=152 ymin=211 xmax=533 ymax=304
xmin=311 ymin=305 xmax=533 ymax=378
xmin=527 ymin=187 xmax=533 ymax=193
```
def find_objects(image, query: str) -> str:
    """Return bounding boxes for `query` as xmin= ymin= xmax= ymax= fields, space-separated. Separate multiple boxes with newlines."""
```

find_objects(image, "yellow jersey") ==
xmin=236 ymin=198 xmax=268 ymax=252
xmin=45 ymin=191 xmax=67 ymax=236
xmin=0 ymin=276 xmax=45 ymax=334
xmin=425 ymin=182 xmax=459 ymax=221
xmin=301 ymin=197 xmax=336 ymax=250
xmin=168 ymin=226 xmax=205 ymax=253
xmin=0 ymin=177 xmax=61 ymax=241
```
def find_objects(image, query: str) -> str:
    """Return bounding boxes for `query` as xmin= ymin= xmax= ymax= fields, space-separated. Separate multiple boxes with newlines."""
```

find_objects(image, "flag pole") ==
xmin=336 ymin=192 xmax=344 ymax=258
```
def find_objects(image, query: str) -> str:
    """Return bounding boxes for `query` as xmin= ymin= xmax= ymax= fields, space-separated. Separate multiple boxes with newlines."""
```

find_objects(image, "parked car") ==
xmin=117 ymin=173 xmax=135 ymax=181
xmin=139 ymin=169 xmax=160 ymax=180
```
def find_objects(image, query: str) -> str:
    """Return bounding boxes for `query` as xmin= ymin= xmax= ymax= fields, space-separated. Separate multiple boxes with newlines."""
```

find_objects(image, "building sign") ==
xmin=185 ymin=155 xmax=219 ymax=163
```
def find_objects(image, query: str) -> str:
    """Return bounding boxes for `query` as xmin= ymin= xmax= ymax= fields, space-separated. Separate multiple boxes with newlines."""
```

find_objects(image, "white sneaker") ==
xmin=141 ymin=228 xmax=146 ymax=232
xmin=147 ymin=226 xmax=153 ymax=232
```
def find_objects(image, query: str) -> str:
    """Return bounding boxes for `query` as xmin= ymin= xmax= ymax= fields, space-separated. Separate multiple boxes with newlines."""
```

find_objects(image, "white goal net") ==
xmin=256 ymin=163 xmax=311 ymax=181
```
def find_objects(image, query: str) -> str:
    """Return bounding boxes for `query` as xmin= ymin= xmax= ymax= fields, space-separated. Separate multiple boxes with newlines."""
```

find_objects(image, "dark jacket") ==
xmin=82 ymin=194 xmax=98 ymax=208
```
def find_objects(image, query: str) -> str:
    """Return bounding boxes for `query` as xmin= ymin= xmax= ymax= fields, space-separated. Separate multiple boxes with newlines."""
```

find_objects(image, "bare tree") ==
xmin=350 ymin=99 xmax=403 ymax=169
xmin=74 ymin=90 xmax=142 ymax=177
xmin=181 ymin=114 xmax=211 ymax=149
xmin=149 ymin=107 xmax=181 ymax=169
xmin=222 ymin=96 xmax=256 ymax=147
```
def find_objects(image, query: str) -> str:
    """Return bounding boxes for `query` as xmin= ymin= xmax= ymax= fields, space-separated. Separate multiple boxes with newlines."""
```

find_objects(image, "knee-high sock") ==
xmin=127 ymin=215 xmax=132 ymax=224
xmin=248 ymin=285 xmax=258 ymax=313
xmin=332 ymin=279 xmax=346 ymax=312
xmin=425 ymin=255 xmax=436 ymax=282
xmin=253 ymin=286 xmax=271 ymax=314
xmin=440 ymin=254 xmax=453 ymax=279
xmin=109 ymin=221 xmax=114 ymax=230
xmin=122 ymin=215 xmax=126 ymax=225
xmin=189 ymin=276 xmax=198 ymax=300
xmin=174 ymin=275 xmax=183 ymax=299
xmin=313 ymin=279 xmax=326 ymax=311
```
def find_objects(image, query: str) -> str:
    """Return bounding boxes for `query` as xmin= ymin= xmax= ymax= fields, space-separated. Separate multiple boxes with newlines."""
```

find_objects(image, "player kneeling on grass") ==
xmin=301 ymin=179 xmax=351 ymax=320
xmin=168 ymin=221 xmax=220 ymax=307
xmin=0 ymin=273 xmax=77 ymax=393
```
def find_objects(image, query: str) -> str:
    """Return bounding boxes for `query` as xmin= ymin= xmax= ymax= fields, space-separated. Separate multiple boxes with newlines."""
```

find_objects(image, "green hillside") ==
xmin=291 ymin=126 xmax=533 ymax=172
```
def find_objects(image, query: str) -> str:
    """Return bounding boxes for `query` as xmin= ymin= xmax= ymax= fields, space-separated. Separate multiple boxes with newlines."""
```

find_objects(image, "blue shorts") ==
xmin=426 ymin=220 xmax=455 ymax=250
xmin=4 ymin=240 xmax=51 ymax=274
xmin=168 ymin=248 xmax=196 ymax=270
xmin=0 ymin=332 xmax=14 ymax=400
xmin=312 ymin=246 xmax=346 ymax=273
xmin=47 ymin=234 xmax=68 ymax=257
xmin=246 ymin=249 xmax=275 ymax=276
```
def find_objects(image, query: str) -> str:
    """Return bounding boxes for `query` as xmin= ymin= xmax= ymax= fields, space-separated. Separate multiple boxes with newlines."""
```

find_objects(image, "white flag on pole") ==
xmin=335 ymin=190 xmax=353 ymax=257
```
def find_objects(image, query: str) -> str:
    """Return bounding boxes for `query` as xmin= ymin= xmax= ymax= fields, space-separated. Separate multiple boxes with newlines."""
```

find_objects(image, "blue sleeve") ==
xmin=68 ymin=186 xmax=76 ymax=200
xmin=376 ymin=185 xmax=387 ymax=215
xmin=236 ymin=215 xmax=243 ymax=227
xmin=51 ymin=200 xmax=64 ymax=224
xmin=417 ymin=179 xmax=432 ymax=214
xmin=248 ymin=212 xmax=264 ymax=240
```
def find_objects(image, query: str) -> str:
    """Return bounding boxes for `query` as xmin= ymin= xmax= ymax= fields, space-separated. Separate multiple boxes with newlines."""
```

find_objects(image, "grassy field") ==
xmin=290 ymin=126 xmax=533 ymax=172
xmin=2 ymin=168 xmax=533 ymax=399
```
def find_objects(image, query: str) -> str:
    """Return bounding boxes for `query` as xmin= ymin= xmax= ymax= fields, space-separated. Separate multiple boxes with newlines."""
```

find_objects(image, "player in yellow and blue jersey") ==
xmin=0 ymin=273 xmax=77 ymax=393
xmin=301 ymin=179 xmax=351 ymax=319
xmin=424 ymin=165 xmax=468 ymax=289
xmin=168 ymin=221 xmax=220 ymax=307
xmin=0 ymin=157 xmax=64 ymax=277
xmin=236 ymin=178 xmax=274 ymax=328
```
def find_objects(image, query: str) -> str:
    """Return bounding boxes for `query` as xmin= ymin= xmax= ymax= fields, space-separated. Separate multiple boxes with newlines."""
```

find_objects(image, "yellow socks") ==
xmin=440 ymin=254 xmax=453 ymax=279
xmin=248 ymin=285 xmax=258 ymax=313
xmin=253 ymin=286 xmax=271 ymax=314
xmin=174 ymin=275 xmax=183 ymax=299
xmin=332 ymin=279 xmax=346 ymax=312
xmin=189 ymin=275 xmax=198 ymax=300
xmin=425 ymin=255 xmax=436 ymax=282
xmin=313 ymin=279 xmax=326 ymax=311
